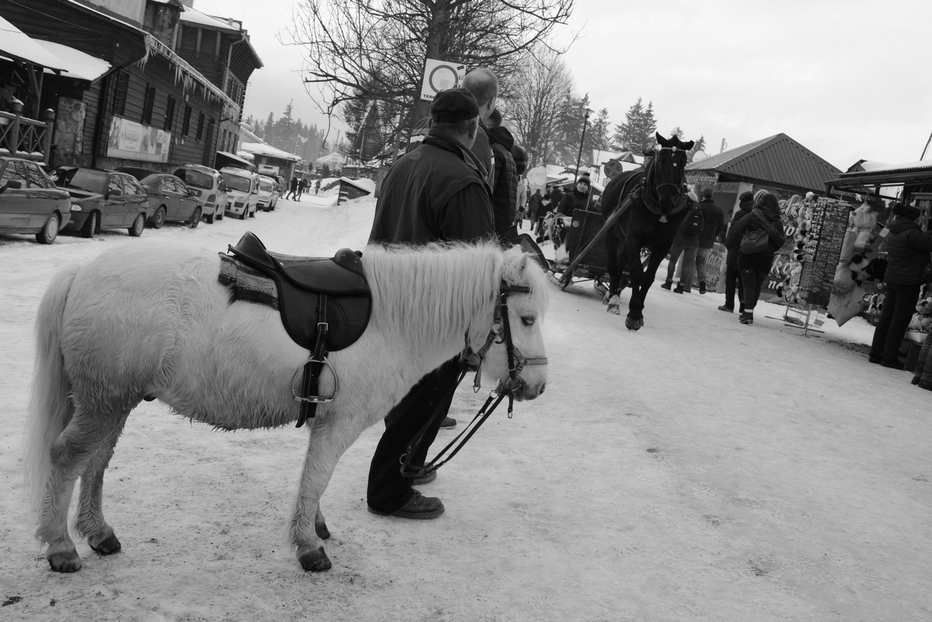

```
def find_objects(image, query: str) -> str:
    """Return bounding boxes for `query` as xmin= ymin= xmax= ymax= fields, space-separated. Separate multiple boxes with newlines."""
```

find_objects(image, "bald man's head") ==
xmin=462 ymin=68 xmax=498 ymax=123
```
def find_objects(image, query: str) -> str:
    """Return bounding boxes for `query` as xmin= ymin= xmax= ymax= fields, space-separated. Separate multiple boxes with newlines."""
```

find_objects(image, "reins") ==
xmin=638 ymin=147 xmax=688 ymax=222
xmin=398 ymin=281 xmax=546 ymax=479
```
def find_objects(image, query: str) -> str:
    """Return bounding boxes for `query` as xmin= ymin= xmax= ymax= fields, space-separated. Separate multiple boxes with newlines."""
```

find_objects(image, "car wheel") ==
xmin=36 ymin=214 xmax=60 ymax=244
xmin=81 ymin=211 xmax=98 ymax=238
xmin=206 ymin=210 xmax=215 ymax=224
xmin=240 ymin=209 xmax=247 ymax=220
xmin=129 ymin=213 xmax=145 ymax=237
xmin=151 ymin=206 xmax=166 ymax=229
xmin=189 ymin=207 xmax=202 ymax=228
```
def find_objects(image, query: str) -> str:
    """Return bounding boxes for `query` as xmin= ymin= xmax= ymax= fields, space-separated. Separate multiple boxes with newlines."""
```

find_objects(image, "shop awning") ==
xmin=0 ymin=16 xmax=67 ymax=72
xmin=36 ymin=40 xmax=111 ymax=82
xmin=216 ymin=151 xmax=254 ymax=169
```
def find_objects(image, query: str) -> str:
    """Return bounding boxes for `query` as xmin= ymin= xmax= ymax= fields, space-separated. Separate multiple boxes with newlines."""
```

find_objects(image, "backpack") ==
xmin=682 ymin=207 xmax=704 ymax=236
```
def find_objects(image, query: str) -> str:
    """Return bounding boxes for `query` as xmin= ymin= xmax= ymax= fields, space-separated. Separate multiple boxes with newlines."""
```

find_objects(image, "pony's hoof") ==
xmin=315 ymin=520 xmax=331 ymax=540
xmin=90 ymin=532 xmax=122 ymax=556
xmin=625 ymin=317 xmax=644 ymax=331
xmin=48 ymin=549 xmax=83 ymax=573
xmin=298 ymin=546 xmax=332 ymax=572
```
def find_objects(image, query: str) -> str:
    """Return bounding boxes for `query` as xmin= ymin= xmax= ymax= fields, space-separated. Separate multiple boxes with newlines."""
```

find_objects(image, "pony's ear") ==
xmin=682 ymin=140 xmax=695 ymax=150
xmin=656 ymin=132 xmax=666 ymax=146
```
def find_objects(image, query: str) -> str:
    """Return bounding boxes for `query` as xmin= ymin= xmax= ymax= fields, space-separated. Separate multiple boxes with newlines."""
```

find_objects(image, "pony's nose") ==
xmin=538 ymin=382 xmax=546 ymax=395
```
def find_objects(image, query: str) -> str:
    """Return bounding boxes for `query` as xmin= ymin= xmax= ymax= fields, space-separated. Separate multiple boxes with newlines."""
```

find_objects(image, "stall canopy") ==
xmin=685 ymin=133 xmax=841 ymax=194
xmin=0 ymin=16 xmax=67 ymax=71
xmin=824 ymin=160 xmax=932 ymax=201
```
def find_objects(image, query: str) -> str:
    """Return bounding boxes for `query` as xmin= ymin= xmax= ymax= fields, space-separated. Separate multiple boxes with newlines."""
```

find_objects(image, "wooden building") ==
xmin=0 ymin=0 xmax=262 ymax=171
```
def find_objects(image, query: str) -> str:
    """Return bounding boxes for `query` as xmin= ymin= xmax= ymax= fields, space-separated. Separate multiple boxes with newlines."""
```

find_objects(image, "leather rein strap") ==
xmin=638 ymin=148 xmax=688 ymax=221
xmin=398 ymin=281 xmax=547 ymax=479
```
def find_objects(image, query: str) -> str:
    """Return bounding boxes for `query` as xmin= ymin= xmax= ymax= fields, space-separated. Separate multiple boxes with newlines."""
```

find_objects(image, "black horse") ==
xmin=601 ymin=133 xmax=694 ymax=330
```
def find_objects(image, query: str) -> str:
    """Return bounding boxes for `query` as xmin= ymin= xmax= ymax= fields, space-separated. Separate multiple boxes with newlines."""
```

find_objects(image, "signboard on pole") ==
xmin=420 ymin=58 xmax=466 ymax=101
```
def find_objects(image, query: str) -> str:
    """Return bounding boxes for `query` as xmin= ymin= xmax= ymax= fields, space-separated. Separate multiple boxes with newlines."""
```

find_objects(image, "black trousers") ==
xmin=367 ymin=356 xmax=462 ymax=512
xmin=737 ymin=252 xmax=775 ymax=310
xmin=870 ymin=281 xmax=921 ymax=364
xmin=722 ymin=254 xmax=743 ymax=310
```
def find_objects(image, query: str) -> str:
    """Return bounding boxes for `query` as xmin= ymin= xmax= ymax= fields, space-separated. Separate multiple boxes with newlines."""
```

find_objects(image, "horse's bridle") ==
xmin=640 ymin=146 xmax=688 ymax=222
xmin=398 ymin=280 xmax=547 ymax=479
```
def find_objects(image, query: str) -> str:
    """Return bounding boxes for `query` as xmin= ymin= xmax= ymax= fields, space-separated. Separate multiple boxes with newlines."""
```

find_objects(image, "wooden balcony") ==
xmin=0 ymin=102 xmax=55 ymax=164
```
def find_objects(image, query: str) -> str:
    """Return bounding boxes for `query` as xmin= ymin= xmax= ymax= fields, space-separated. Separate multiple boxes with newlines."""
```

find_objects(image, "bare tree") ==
xmin=503 ymin=46 xmax=574 ymax=168
xmin=290 ymin=0 xmax=574 ymax=142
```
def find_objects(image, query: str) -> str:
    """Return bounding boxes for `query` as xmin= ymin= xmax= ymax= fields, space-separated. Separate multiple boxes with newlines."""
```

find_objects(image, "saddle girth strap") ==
xmin=296 ymin=294 xmax=329 ymax=428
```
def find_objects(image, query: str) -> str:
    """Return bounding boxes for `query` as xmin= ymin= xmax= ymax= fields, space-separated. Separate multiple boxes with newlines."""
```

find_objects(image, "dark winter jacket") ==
xmin=724 ymin=196 xmax=755 ymax=267
xmin=370 ymin=129 xmax=494 ymax=244
xmin=726 ymin=200 xmax=786 ymax=259
xmin=882 ymin=218 xmax=932 ymax=285
xmin=697 ymin=198 xmax=726 ymax=249
xmin=486 ymin=124 xmax=518 ymax=241
xmin=528 ymin=192 xmax=543 ymax=220
xmin=672 ymin=203 xmax=703 ymax=248
xmin=548 ymin=187 xmax=564 ymax=215
xmin=556 ymin=187 xmax=590 ymax=216
xmin=407 ymin=115 xmax=493 ymax=185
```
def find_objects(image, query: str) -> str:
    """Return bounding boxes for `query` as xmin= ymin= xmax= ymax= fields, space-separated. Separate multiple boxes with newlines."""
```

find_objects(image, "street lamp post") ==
xmin=574 ymin=106 xmax=594 ymax=184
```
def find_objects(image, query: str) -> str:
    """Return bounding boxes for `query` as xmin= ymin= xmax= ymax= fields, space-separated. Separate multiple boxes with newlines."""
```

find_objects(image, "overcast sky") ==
xmin=192 ymin=0 xmax=931 ymax=171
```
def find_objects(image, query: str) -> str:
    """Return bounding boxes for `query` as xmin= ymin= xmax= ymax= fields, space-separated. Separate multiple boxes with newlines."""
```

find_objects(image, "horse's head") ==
xmin=648 ymin=132 xmax=694 ymax=216
xmin=470 ymin=246 xmax=549 ymax=401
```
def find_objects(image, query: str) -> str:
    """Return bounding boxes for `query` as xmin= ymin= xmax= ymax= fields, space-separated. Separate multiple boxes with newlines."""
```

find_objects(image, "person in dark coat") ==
xmin=557 ymin=174 xmax=591 ymax=216
xmin=869 ymin=203 xmax=932 ymax=368
xmin=527 ymin=188 xmax=543 ymax=231
xmin=287 ymin=175 xmax=299 ymax=200
xmin=718 ymin=191 xmax=755 ymax=312
xmin=725 ymin=192 xmax=786 ymax=325
xmin=367 ymin=88 xmax=494 ymax=519
xmin=661 ymin=192 xmax=702 ymax=293
xmin=486 ymin=107 xmax=518 ymax=242
xmin=694 ymin=187 xmax=727 ymax=294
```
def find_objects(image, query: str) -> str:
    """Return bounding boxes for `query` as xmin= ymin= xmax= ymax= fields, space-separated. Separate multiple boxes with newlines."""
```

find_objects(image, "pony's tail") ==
xmin=23 ymin=264 xmax=80 ymax=515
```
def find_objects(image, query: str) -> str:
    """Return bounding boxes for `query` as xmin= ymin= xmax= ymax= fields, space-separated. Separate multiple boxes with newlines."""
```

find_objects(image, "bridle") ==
xmin=399 ymin=280 xmax=547 ymax=479
xmin=639 ymin=146 xmax=689 ymax=222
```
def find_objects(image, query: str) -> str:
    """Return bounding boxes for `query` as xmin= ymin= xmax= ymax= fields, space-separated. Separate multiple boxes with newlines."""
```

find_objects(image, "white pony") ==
xmin=24 ymin=238 xmax=548 ymax=573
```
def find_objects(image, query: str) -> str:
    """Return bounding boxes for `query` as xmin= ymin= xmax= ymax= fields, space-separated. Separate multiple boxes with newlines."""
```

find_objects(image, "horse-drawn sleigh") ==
xmin=547 ymin=133 xmax=696 ymax=330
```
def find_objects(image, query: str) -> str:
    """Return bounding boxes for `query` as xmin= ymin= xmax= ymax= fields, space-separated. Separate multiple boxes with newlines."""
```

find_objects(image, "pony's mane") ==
xmin=361 ymin=241 xmax=548 ymax=352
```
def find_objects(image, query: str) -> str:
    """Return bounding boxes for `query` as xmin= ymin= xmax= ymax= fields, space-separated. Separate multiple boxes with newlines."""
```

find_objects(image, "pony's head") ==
xmin=649 ymin=132 xmax=694 ymax=216
xmin=468 ymin=244 xmax=549 ymax=401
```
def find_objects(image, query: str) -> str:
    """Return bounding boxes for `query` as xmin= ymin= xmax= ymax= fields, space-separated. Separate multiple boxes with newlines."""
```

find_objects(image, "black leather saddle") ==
xmin=225 ymin=232 xmax=371 ymax=352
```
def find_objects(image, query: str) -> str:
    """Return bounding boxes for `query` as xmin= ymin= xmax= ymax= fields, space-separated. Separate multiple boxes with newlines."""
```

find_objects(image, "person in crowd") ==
xmin=869 ymin=203 xmax=932 ymax=367
xmin=315 ymin=179 xmax=321 ymax=195
xmin=515 ymin=177 xmax=527 ymax=230
xmin=298 ymin=177 xmax=309 ymax=199
xmin=718 ymin=191 xmax=755 ymax=312
xmin=535 ymin=190 xmax=552 ymax=240
xmin=661 ymin=191 xmax=703 ymax=293
xmin=725 ymin=192 xmax=786 ymax=325
xmin=485 ymin=107 xmax=518 ymax=242
xmin=549 ymin=185 xmax=564 ymax=219
xmin=286 ymin=175 xmax=299 ymax=201
xmin=366 ymin=87 xmax=494 ymax=519
xmin=527 ymin=188 xmax=543 ymax=233
xmin=557 ymin=174 xmax=592 ymax=216
xmin=694 ymin=187 xmax=727 ymax=294
xmin=910 ymin=328 xmax=932 ymax=390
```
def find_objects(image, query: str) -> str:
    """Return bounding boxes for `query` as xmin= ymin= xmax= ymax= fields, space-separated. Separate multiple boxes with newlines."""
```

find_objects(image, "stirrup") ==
xmin=290 ymin=358 xmax=338 ymax=403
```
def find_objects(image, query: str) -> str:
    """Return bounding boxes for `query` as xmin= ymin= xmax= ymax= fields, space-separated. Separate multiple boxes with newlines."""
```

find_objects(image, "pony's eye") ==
xmin=521 ymin=316 xmax=536 ymax=327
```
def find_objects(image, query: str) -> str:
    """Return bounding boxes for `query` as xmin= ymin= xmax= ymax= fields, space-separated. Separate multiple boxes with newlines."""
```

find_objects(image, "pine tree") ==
xmin=612 ymin=98 xmax=657 ymax=154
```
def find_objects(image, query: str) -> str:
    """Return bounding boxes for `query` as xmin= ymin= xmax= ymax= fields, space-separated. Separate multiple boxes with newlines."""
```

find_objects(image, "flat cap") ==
xmin=430 ymin=88 xmax=480 ymax=123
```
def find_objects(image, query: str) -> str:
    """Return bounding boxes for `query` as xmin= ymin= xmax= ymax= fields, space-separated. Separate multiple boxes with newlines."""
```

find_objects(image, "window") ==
xmin=182 ymin=105 xmax=192 ymax=136
xmin=107 ymin=174 xmax=123 ymax=196
xmin=164 ymin=96 xmax=176 ymax=131
xmin=112 ymin=71 xmax=129 ymax=117
xmin=121 ymin=176 xmax=145 ymax=196
xmin=196 ymin=112 xmax=205 ymax=140
xmin=142 ymin=84 xmax=156 ymax=125
xmin=23 ymin=162 xmax=50 ymax=188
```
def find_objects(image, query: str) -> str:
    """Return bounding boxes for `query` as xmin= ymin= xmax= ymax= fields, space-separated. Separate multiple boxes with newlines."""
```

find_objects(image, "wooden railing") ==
xmin=0 ymin=108 xmax=55 ymax=164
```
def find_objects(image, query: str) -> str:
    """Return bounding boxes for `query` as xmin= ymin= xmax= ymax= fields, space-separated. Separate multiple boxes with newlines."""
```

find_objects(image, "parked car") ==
xmin=220 ymin=167 xmax=259 ymax=219
xmin=0 ymin=156 xmax=72 ymax=244
xmin=256 ymin=175 xmax=276 ymax=212
xmin=117 ymin=167 xmax=202 ymax=228
xmin=50 ymin=166 xmax=149 ymax=238
xmin=173 ymin=163 xmax=227 ymax=223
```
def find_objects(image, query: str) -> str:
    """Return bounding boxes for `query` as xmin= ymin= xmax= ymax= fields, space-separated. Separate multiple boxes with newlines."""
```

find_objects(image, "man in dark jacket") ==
xmin=694 ymin=188 xmax=727 ymax=294
xmin=718 ymin=191 xmax=755 ymax=312
xmin=869 ymin=203 xmax=932 ymax=368
xmin=661 ymin=193 xmax=703 ymax=293
xmin=557 ymin=174 xmax=592 ymax=216
xmin=367 ymin=88 xmax=494 ymax=519
xmin=486 ymin=107 xmax=518 ymax=241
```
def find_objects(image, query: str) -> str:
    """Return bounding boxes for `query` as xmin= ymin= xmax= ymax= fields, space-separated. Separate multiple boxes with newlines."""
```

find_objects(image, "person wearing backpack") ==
xmin=660 ymin=192 xmax=703 ymax=293
xmin=725 ymin=192 xmax=786 ymax=325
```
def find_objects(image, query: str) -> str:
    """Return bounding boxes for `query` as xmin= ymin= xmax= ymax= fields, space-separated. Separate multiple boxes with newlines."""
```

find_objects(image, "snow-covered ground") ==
xmin=1 ymin=186 xmax=930 ymax=621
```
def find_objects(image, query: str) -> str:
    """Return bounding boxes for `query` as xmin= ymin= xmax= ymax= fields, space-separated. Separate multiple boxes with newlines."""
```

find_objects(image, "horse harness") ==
xmin=616 ymin=147 xmax=689 ymax=224
xmin=398 ymin=281 xmax=548 ymax=480
xmin=220 ymin=232 xmax=371 ymax=427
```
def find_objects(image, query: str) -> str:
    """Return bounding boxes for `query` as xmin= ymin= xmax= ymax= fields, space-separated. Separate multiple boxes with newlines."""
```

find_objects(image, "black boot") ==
xmin=739 ymin=311 xmax=753 ymax=325
xmin=660 ymin=280 xmax=672 ymax=290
